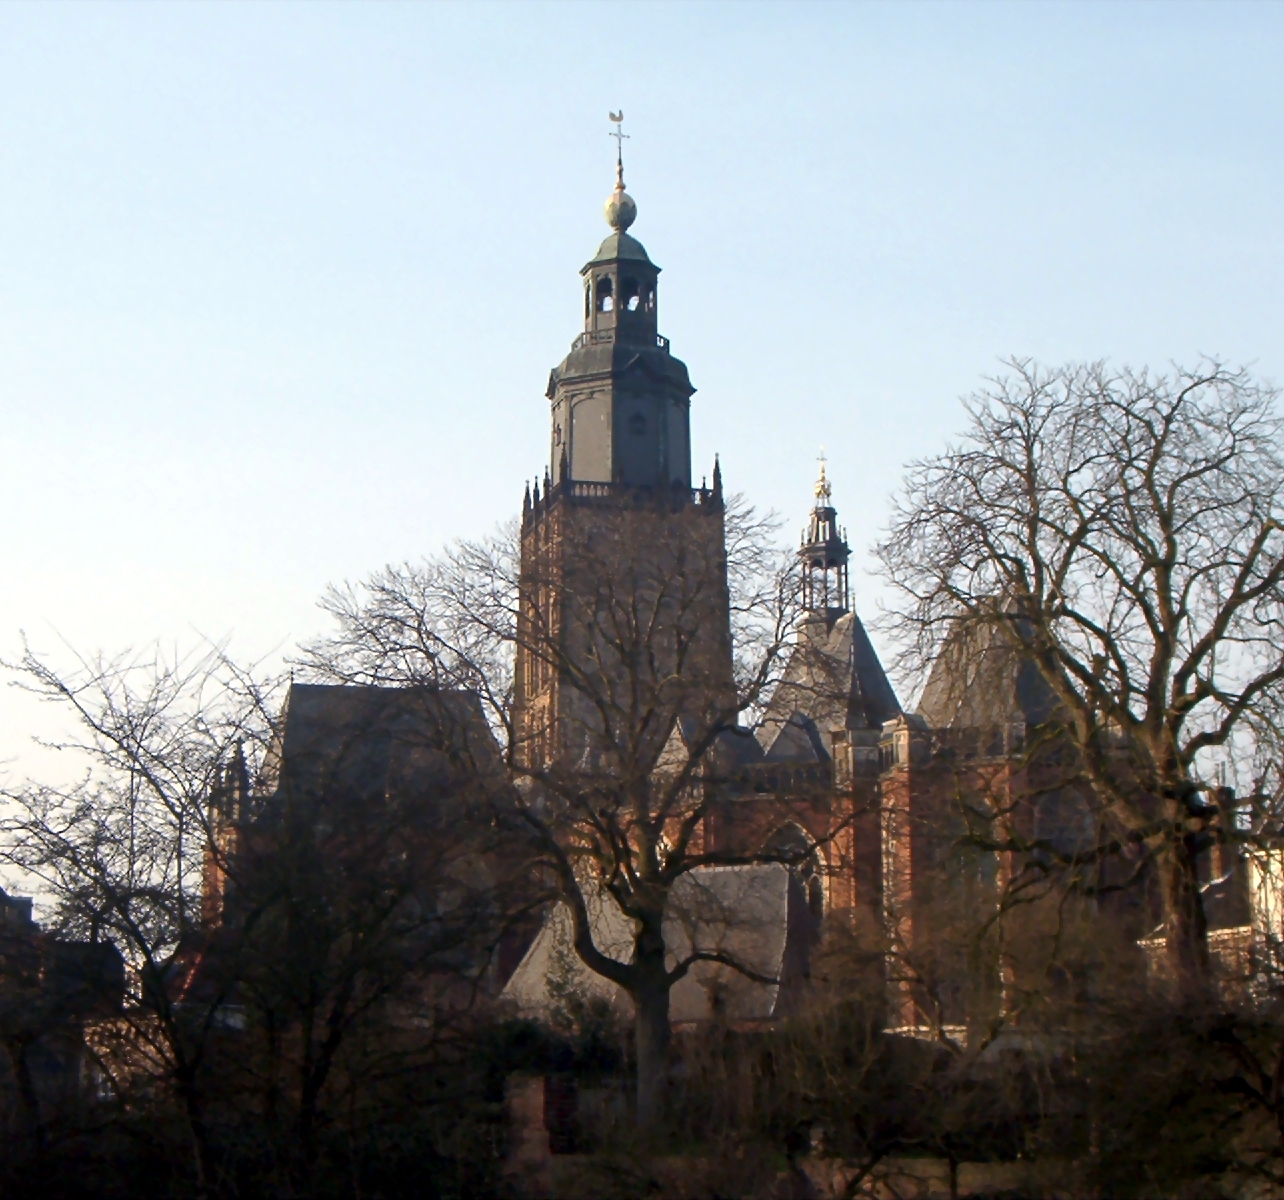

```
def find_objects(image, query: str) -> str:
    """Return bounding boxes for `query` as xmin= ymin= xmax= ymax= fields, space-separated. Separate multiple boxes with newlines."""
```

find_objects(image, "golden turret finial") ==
xmin=604 ymin=111 xmax=637 ymax=232
xmin=814 ymin=447 xmax=832 ymax=503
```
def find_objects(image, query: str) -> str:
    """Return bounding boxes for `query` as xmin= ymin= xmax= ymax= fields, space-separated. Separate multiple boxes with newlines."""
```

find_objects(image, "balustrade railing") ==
xmin=569 ymin=331 xmax=671 ymax=352
xmin=564 ymin=480 xmax=715 ymax=505
xmin=524 ymin=477 xmax=722 ymax=528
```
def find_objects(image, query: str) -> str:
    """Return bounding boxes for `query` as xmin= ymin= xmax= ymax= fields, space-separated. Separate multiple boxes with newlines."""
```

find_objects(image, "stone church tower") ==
xmin=514 ymin=158 xmax=732 ymax=772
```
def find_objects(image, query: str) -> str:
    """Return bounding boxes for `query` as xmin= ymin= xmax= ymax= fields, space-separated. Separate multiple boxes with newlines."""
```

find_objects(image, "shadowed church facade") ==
xmin=201 ymin=146 xmax=1264 ymax=1037
xmin=501 ymin=149 xmax=1034 ymax=1032
xmin=501 ymin=149 xmax=1270 ymax=1035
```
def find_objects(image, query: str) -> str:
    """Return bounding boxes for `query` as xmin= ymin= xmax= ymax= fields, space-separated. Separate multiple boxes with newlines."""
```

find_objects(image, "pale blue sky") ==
xmin=1 ymin=1 xmax=1281 ymax=772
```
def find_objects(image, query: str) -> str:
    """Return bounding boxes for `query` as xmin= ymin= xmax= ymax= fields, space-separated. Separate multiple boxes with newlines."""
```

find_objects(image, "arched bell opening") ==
xmin=595 ymin=275 xmax=614 ymax=313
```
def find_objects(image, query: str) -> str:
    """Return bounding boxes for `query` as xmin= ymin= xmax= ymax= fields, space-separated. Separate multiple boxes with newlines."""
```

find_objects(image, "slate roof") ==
xmin=763 ymin=713 xmax=828 ymax=764
xmin=759 ymin=610 xmax=901 ymax=761
xmin=502 ymin=863 xmax=814 ymax=1024
xmin=670 ymin=719 xmax=765 ymax=770
xmin=584 ymin=230 xmax=653 ymax=267
xmin=264 ymin=683 xmax=503 ymax=805
xmin=714 ymin=725 xmax=767 ymax=767
xmin=546 ymin=340 xmax=694 ymax=398
xmin=916 ymin=619 xmax=1058 ymax=730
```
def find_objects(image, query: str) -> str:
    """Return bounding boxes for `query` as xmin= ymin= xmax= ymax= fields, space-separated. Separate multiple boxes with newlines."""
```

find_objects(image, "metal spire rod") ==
xmin=609 ymin=110 xmax=629 ymax=189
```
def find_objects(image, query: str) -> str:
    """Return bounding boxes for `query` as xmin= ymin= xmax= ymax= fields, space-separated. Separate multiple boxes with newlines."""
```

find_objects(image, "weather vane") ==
xmin=609 ymin=110 xmax=628 ymax=189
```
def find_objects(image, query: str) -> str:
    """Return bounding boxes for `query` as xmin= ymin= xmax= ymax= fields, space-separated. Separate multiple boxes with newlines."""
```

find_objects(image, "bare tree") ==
xmin=0 ymin=641 xmax=523 ymax=1195
xmin=0 ymin=639 xmax=280 ymax=1193
xmin=877 ymin=359 xmax=1284 ymax=999
xmin=225 ymin=682 xmax=529 ymax=1189
xmin=303 ymin=495 xmax=834 ymax=1124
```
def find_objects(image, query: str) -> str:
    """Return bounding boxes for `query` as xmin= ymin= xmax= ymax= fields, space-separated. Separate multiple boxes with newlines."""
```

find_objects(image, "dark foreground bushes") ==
xmin=2 ymin=1006 xmax=1284 ymax=1198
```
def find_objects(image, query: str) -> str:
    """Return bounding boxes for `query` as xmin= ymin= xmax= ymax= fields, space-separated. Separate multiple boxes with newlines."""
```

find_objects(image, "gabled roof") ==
xmin=715 ymin=725 xmax=767 ymax=767
xmin=759 ymin=611 xmax=901 ymax=761
xmin=916 ymin=619 xmax=1058 ymax=730
xmin=671 ymin=720 xmax=765 ymax=768
xmin=763 ymin=712 xmax=827 ymax=763
xmin=265 ymin=683 xmax=502 ymax=805
xmin=502 ymin=864 xmax=813 ymax=1025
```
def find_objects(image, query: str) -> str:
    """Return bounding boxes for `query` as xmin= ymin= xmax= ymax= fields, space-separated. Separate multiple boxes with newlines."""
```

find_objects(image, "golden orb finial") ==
xmin=605 ymin=110 xmax=637 ymax=232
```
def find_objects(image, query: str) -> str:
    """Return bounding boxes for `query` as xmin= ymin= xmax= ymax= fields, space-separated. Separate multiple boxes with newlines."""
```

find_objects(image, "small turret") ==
xmin=226 ymin=739 xmax=249 ymax=821
xmin=579 ymin=118 xmax=660 ymax=350
xmin=799 ymin=455 xmax=850 ymax=623
xmin=202 ymin=740 xmax=249 ymax=930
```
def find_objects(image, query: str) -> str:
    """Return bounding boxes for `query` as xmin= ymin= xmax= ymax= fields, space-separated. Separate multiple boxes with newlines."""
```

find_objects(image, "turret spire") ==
xmin=799 ymin=455 xmax=850 ymax=622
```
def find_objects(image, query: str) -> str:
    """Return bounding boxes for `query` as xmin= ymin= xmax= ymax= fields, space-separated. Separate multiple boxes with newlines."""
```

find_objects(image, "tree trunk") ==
xmin=298 ymin=1073 xmax=323 ymax=1196
xmin=174 ymin=1071 xmax=212 ymax=1200
xmin=1161 ymin=832 xmax=1212 ymax=1004
xmin=7 ymin=1038 xmax=43 ymax=1153
xmin=297 ymin=1033 xmax=343 ymax=1194
xmin=634 ymin=980 xmax=671 ymax=1127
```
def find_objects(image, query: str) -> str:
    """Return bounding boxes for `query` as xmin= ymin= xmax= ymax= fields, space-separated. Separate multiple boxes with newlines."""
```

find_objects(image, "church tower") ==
xmin=546 ymin=138 xmax=694 ymax=490
xmin=515 ymin=135 xmax=731 ymax=772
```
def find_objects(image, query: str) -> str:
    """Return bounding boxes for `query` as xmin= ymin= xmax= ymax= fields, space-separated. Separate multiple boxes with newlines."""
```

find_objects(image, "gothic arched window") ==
xmin=766 ymin=823 xmax=825 ymax=920
xmin=596 ymin=276 xmax=614 ymax=313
